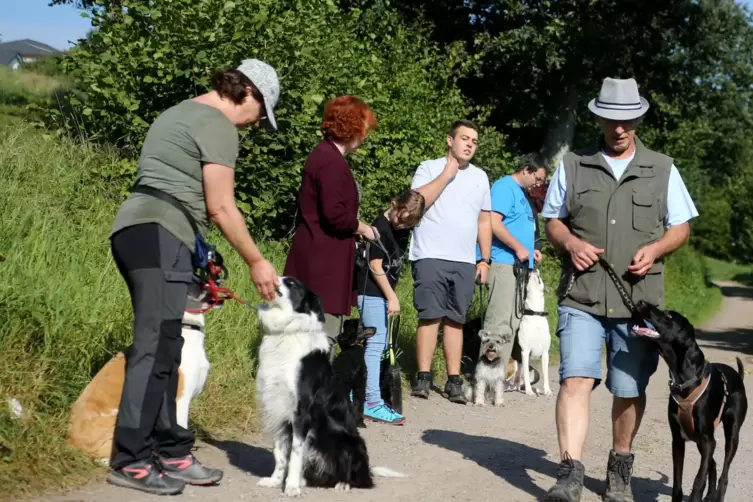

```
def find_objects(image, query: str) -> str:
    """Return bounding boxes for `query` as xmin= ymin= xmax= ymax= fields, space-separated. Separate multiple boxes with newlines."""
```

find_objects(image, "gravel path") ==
xmin=38 ymin=281 xmax=753 ymax=502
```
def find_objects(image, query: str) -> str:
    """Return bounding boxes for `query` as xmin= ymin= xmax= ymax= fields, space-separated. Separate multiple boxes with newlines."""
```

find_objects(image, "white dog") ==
xmin=254 ymin=276 xmax=405 ymax=497
xmin=514 ymin=268 xmax=552 ymax=396
xmin=65 ymin=283 xmax=211 ymax=465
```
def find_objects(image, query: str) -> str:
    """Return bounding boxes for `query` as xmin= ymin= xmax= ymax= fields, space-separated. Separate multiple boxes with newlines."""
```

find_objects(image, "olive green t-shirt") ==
xmin=111 ymin=99 xmax=238 ymax=251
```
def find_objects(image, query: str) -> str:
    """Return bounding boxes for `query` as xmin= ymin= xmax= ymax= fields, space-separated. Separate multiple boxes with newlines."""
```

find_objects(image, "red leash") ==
xmin=185 ymin=260 xmax=247 ymax=314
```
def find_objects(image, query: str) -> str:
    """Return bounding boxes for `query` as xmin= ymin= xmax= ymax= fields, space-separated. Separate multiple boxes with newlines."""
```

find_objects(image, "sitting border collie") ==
xmin=254 ymin=276 xmax=406 ymax=496
xmin=333 ymin=319 xmax=376 ymax=428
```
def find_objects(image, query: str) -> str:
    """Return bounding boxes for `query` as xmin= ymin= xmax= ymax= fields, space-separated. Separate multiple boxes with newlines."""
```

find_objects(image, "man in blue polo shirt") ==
xmin=478 ymin=153 xmax=549 ymax=374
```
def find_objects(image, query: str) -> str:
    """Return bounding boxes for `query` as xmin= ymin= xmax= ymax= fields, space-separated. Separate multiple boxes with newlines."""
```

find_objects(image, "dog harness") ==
xmin=669 ymin=361 xmax=729 ymax=437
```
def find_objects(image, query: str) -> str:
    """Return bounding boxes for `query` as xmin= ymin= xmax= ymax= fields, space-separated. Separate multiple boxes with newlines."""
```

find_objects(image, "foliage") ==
xmin=390 ymin=0 xmax=753 ymax=262
xmin=51 ymin=0 xmax=514 ymax=239
xmin=0 ymin=66 xmax=69 ymax=108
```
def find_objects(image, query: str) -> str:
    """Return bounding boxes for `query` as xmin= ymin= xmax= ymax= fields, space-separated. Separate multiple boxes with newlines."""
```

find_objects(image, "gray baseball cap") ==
xmin=237 ymin=58 xmax=280 ymax=132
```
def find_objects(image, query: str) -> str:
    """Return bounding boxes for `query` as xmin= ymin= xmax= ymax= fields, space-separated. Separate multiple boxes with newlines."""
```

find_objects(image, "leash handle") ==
xmin=386 ymin=313 xmax=400 ymax=365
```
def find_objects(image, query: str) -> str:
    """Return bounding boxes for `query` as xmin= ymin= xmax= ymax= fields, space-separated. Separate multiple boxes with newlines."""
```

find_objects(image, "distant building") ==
xmin=0 ymin=39 xmax=63 ymax=70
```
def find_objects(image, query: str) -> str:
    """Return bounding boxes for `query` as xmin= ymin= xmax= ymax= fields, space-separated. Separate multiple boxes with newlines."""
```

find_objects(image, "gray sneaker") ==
xmin=602 ymin=450 xmax=634 ymax=502
xmin=545 ymin=453 xmax=585 ymax=502
xmin=411 ymin=372 xmax=432 ymax=399
xmin=158 ymin=453 xmax=223 ymax=486
xmin=107 ymin=459 xmax=185 ymax=496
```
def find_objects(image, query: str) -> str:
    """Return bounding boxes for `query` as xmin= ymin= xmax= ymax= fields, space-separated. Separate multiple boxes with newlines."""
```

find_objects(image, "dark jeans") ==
xmin=110 ymin=223 xmax=195 ymax=469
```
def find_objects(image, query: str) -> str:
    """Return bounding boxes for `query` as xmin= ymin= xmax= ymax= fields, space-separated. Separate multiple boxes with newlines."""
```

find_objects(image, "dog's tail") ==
xmin=371 ymin=466 xmax=408 ymax=478
xmin=736 ymin=357 xmax=745 ymax=381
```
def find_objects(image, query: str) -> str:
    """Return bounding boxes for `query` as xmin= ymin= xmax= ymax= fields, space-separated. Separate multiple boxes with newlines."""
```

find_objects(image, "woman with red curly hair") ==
xmin=284 ymin=95 xmax=379 ymax=341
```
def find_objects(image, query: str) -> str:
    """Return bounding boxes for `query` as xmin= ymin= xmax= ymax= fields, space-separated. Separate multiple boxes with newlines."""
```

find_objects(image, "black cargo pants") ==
xmin=110 ymin=223 xmax=195 ymax=470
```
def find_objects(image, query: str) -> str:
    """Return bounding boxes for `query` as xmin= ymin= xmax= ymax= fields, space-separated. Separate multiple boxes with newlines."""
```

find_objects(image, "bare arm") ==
xmin=491 ymin=212 xmax=527 ymax=258
xmin=477 ymin=211 xmax=492 ymax=260
xmin=204 ymin=163 xmax=265 ymax=265
xmin=411 ymin=155 xmax=459 ymax=209
xmin=628 ymin=222 xmax=690 ymax=276
xmin=368 ymin=257 xmax=397 ymax=300
xmin=653 ymin=222 xmax=690 ymax=257
xmin=546 ymin=218 xmax=604 ymax=271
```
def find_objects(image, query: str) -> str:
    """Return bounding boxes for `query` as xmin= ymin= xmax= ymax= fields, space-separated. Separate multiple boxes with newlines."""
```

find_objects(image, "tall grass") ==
xmin=0 ymin=66 xmax=69 ymax=107
xmin=0 ymin=111 xmax=722 ymax=499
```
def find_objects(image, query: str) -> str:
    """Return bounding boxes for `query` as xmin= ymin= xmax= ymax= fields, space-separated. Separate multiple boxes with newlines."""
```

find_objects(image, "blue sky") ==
xmin=1 ymin=0 xmax=752 ymax=52
xmin=0 ymin=0 xmax=92 ymax=50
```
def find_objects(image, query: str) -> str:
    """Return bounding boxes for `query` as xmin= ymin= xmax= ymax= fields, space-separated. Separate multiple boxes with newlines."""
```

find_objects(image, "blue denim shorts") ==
xmin=556 ymin=305 xmax=660 ymax=398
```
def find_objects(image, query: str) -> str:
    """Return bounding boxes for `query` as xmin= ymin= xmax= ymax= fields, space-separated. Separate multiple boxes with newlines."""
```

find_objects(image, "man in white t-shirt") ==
xmin=408 ymin=119 xmax=493 ymax=404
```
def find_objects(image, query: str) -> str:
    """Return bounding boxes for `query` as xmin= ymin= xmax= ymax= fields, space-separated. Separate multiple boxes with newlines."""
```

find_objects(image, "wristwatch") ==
xmin=476 ymin=257 xmax=492 ymax=266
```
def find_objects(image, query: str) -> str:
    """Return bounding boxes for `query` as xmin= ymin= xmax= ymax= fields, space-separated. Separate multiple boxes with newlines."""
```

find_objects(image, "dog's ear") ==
xmin=362 ymin=326 xmax=377 ymax=338
xmin=301 ymin=290 xmax=325 ymax=323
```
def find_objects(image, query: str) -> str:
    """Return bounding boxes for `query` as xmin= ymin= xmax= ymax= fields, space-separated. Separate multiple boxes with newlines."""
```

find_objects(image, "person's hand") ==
xmin=565 ymin=236 xmax=604 ymax=271
xmin=249 ymin=259 xmax=279 ymax=301
xmin=515 ymin=246 xmax=530 ymax=263
xmin=628 ymin=243 xmax=660 ymax=277
xmin=361 ymin=225 xmax=380 ymax=242
xmin=387 ymin=294 xmax=401 ymax=317
xmin=534 ymin=249 xmax=542 ymax=265
xmin=443 ymin=153 xmax=460 ymax=179
xmin=475 ymin=262 xmax=490 ymax=285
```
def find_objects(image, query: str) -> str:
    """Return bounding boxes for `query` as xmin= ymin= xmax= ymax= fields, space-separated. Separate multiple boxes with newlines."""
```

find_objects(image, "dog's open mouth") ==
xmin=632 ymin=320 xmax=659 ymax=339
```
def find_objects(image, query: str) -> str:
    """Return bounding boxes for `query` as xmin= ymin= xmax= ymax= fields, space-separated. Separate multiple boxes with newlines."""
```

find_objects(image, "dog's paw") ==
xmin=525 ymin=388 xmax=536 ymax=396
xmin=257 ymin=476 xmax=283 ymax=488
xmin=473 ymin=401 xmax=486 ymax=407
xmin=284 ymin=484 xmax=302 ymax=497
xmin=494 ymin=400 xmax=504 ymax=407
xmin=335 ymin=482 xmax=352 ymax=492
xmin=543 ymin=387 xmax=553 ymax=397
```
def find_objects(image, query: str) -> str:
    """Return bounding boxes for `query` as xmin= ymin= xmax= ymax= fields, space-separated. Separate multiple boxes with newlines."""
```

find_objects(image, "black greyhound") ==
xmin=633 ymin=299 xmax=747 ymax=502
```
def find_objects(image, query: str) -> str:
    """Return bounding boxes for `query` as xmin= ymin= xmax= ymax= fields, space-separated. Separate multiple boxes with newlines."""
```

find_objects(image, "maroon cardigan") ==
xmin=283 ymin=138 xmax=360 ymax=316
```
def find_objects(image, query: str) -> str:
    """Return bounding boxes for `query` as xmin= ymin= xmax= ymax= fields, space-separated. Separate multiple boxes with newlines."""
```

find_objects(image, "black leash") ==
xmin=513 ymin=258 xmax=530 ymax=320
xmin=559 ymin=256 xmax=638 ymax=315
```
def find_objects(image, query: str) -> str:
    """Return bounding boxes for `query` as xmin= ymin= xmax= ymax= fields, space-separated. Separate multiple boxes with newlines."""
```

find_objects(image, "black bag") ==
xmin=379 ymin=313 xmax=403 ymax=414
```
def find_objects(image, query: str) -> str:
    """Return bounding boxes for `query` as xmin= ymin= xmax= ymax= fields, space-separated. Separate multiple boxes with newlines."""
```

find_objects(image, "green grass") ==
xmin=704 ymin=256 xmax=753 ymax=287
xmin=0 ymin=66 xmax=70 ymax=108
xmin=0 ymin=92 xmax=725 ymax=499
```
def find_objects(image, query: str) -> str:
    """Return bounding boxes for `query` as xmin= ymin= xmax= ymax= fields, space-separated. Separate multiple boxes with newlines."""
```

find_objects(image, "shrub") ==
xmin=53 ymin=0 xmax=514 ymax=238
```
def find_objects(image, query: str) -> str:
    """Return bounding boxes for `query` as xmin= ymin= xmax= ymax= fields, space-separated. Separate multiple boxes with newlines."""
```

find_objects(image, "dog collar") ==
xmin=523 ymin=309 xmax=548 ymax=317
xmin=668 ymin=360 xmax=710 ymax=395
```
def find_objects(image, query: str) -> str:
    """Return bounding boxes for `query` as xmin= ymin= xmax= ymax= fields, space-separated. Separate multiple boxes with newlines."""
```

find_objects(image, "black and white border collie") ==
xmin=254 ymin=276 xmax=406 ymax=497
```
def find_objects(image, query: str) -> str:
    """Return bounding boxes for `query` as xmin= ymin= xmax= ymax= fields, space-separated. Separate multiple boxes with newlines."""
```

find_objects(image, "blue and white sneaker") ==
xmin=364 ymin=401 xmax=406 ymax=425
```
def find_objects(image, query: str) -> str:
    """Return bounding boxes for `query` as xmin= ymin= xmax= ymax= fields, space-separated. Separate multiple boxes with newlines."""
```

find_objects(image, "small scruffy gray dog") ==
xmin=463 ymin=330 xmax=510 ymax=407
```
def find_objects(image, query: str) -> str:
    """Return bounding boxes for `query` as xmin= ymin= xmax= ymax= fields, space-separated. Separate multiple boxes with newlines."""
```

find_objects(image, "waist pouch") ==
xmin=130 ymin=184 xmax=219 ymax=273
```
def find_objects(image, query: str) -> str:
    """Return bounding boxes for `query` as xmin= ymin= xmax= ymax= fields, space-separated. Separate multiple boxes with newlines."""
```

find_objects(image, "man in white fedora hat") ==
xmin=540 ymin=77 xmax=698 ymax=501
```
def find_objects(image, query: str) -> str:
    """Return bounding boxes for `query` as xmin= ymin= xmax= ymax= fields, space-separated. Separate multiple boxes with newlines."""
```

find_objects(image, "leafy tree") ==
xmin=52 ymin=0 xmax=513 ymax=238
xmin=388 ymin=0 xmax=753 ymax=261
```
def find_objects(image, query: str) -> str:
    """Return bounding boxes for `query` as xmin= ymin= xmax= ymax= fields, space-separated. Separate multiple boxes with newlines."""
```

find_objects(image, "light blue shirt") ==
xmin=541 ymin=151 xmax=699 ymax=226
xmin=476 ymin=175 xmax=536 ymax=268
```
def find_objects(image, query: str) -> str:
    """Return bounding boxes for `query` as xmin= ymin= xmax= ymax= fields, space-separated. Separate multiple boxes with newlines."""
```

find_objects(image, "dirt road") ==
xmin=38 ymin=281 xmax=753 ymax=501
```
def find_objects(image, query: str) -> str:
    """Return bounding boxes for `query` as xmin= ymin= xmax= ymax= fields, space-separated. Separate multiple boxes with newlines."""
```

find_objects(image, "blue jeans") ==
xmin=556 ymin=305 xmax=660 ymax=398
xmin=357 ymin=295 xmax=389 ymax=404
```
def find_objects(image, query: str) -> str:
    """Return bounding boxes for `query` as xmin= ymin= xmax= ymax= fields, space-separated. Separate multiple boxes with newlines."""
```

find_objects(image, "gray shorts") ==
xmin=411 ymin=258 xmax=476 ymax=324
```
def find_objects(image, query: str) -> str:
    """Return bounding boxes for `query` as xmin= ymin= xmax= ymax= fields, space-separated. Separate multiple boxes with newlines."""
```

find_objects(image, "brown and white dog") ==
xmin=66 ymin=285 xmax=211 ymax=466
